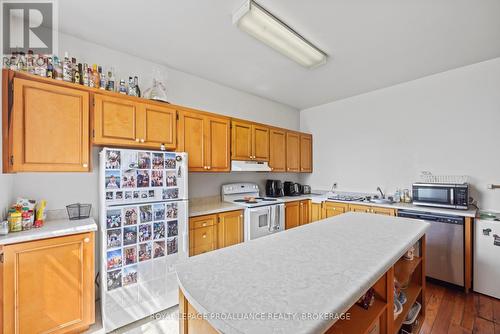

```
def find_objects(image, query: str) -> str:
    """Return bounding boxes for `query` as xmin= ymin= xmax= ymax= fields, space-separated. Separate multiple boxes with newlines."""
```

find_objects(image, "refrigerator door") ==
xmin=100 ymin=199 xmax=188 ymax=332
xmin=101 ymin=149 xmax=188 ymax=206
xmin=99 ymin=148 xmax=189 ymax=332
xmin=474 ymin=219 xmax=500 ymax=298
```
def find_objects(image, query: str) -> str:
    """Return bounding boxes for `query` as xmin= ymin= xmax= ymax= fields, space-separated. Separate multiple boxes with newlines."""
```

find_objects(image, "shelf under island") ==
xmin=176 ymin=212 xmax=430 ymax=334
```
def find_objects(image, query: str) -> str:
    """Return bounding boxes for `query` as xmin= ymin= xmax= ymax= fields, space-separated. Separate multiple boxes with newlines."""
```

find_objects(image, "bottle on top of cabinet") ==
xmin=62 ymin=52 xmax=72 ymax=82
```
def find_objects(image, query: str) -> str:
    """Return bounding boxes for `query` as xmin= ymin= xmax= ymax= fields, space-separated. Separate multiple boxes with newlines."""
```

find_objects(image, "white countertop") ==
xmin=176 ymin=212 xmax=430 ymax=334
xmin=0 ymin=211 xmax=97 ymax=246
xmin=189 ymin=196 xmax=244 ymax=217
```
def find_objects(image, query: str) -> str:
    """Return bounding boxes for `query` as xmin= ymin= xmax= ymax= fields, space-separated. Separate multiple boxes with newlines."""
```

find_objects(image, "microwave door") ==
xmin=414 ymin=186 xmax=453 ymax=206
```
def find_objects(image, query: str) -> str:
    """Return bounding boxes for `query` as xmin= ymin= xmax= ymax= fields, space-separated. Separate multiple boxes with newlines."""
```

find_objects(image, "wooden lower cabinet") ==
xmin=311 ymin=202 xmax=322 ymax=222
xmin=189 ymin=210 xmax=243 ymax=256
xmin=285 ymin=200 xmax=310 ymax=229
xmin=349 ymin=204 xmax=396 ymax=216
xmin=323 ymin=202 xmax=349 ymax=218
xmin=1 ymin=232 xmax=95 ymax=334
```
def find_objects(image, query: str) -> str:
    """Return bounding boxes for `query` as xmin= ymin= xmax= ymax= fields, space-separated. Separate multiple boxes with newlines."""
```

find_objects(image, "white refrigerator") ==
xmin=474 ymin=216 xmax=500 ymax=299
xmin=99 ymin=148 xmax=188 ymax=332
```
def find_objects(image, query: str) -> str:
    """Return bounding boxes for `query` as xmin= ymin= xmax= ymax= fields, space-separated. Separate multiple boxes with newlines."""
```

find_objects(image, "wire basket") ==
xmin=419 ymin=172 xmax=469 ymax=184
xmin=66 ymin=203 xmax=92 ymax=220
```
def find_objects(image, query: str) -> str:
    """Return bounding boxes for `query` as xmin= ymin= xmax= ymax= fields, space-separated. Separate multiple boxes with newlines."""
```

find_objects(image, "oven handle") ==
xmin=268 ymin=205 xmax=275 ymax=232
xmin=450 ymin=188 xmax=454 ymax=205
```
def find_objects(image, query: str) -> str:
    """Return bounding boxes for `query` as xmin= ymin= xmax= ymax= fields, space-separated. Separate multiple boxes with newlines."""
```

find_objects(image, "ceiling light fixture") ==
xmin=233 ymin=0 xmax=327 ymax=69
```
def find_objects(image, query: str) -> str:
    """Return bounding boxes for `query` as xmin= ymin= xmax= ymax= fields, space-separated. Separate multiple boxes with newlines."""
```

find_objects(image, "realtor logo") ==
xmin=2 ymin=0 xmax=56 ymax=55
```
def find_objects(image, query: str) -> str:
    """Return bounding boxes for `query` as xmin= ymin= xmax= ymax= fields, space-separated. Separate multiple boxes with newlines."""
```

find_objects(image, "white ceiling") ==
xmin=58 ymin=0 xmax=500 ymax=109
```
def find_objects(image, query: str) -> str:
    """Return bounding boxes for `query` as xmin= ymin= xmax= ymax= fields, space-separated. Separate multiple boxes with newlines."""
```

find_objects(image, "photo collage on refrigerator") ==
xmin=104 ymin=149 xmax=180 ymax=203
xmin=104 ymin=149 xmax=180 ymax=291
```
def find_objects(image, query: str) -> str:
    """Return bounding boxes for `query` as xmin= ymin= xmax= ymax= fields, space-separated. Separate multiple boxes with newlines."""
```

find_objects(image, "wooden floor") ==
xmin=421 ymin=282 xmax=500 ymax=333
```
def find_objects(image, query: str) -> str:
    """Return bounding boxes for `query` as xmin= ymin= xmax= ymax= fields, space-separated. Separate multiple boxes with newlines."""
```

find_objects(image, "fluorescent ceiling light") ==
xmin=233 ymin=0 xmax=327 ymax=68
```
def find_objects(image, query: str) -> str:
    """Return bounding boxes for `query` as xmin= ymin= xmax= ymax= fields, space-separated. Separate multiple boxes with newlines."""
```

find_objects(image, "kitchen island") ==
xmin=177 ymin=212 xmax=430 ymax=334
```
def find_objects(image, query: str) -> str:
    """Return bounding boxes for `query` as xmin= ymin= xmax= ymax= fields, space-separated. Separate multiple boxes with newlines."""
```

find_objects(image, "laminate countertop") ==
xmin=189 ymin=196 xmax=244 ymax=217
xmin=176 ymin=212 xmax=430 ymax=334
xmin=0 ymin=211 xmax=97 ymax=246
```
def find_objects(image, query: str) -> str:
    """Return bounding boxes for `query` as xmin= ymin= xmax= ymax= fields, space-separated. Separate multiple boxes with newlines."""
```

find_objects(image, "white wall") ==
xmin=300 ymin=57 xmax=500 ymax=211
xmin=10 ymin=32 xmax=300 ymax=214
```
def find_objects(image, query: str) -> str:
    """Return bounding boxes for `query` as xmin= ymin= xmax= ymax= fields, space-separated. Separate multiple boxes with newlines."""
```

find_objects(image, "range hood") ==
xmin=231 ymin=160 xmax=272 ymax=172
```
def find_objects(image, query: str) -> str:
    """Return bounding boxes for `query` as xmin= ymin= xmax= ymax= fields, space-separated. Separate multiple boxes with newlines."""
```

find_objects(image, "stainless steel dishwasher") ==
xmin=398 ymin=210 xmax=464 ymax=286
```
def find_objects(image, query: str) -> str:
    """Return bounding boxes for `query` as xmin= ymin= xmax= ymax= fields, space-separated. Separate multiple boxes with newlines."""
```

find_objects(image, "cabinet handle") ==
xmin=207 ymin=166 xmax=211 ymax=170
xmin=84 ymin=237 xmax=90 ymax=243
xmin=202 ymin=233 xmax=207 ymax=239
xmin=202 ymin=222 xmax=207 ymax=227
xmin=140 ymin=139 xmax=145 ymax=143
xmin=83 ymin=163 xmax=88 ymax=168
xmin=135 ymin=138 xmax=140 ymax=142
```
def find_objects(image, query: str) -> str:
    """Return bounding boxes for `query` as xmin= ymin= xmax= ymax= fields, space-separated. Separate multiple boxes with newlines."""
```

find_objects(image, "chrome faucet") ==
xmin=376 ymin=187 xmax=385 ymax=199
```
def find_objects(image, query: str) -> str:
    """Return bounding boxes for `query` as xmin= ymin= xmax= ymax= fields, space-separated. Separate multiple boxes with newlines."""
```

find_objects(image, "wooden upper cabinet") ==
xmin=143 ymin=104 xmax=176 ymax=149
xmin=253 ymin=125 xmax=269 ymax=161
xmin=217 ymin=210 xmax=244 ymax=249
xmin=269 ymin=128 xmax=286 ymax=172
xmin=286 ymin=131 xmax=300 ymax=172
xmin=231 ymin=120 xmax=252 ymax=160
xmin=231 ymin=120 xmax=270 ymax=161
xmin=93 ymin=94 xmax=177 ymax=150
xmin=93 ymin=94 xmax=142 ymax=146
xmin=205 ymin=115 xmax=230 ymax=172
xmin=2 ymin=232 xmax=94 ymax=334
xmin=9 ymin=77 xmax=90 ymax=172
xmin=300 ymin=133 xmax=312 ymax=173
xmin=178 ymin=109 xmax=230 ymax=172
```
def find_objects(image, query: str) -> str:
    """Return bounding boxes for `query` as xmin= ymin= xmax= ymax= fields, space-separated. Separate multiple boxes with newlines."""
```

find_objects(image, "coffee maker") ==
xmin=266 ymin=180 xmax=284 ymax=197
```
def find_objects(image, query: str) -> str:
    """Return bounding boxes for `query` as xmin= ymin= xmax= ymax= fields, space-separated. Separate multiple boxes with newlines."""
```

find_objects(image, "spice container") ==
xmin=8 ymin=212 xmax=22 ymax=232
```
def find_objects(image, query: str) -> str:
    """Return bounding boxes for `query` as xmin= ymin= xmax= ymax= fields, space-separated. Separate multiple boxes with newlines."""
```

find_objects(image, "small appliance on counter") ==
xmin=283 ymin=181 xmax=300 ymax=196
xmin=266 ymin=180 xmax=284 ymax=197
xmin=302 ymin=185 xmax=311 ymax=195
xmin=412 ymin=182 xmax=469 ymax=210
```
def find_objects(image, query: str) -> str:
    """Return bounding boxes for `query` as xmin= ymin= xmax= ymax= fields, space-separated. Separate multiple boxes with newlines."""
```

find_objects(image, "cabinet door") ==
xmin=371 ymin=207 xmax=396 ymax=216
xmin=206 ymin=116 xmax=230 ymax=172
xmin=93 ymin=94 xmax=143 ymax=146
xmin=217 ymin=210 xmax=244 ymax=249
xmin=231 ymin=120 xmax=252 ymax=160
xmin=178 ymin=110 xmax=206 ymax=171
xmin=311 ymin=202 xmax=322 ymax=222
xmin=143 ymin=103 xmax=176 ymax=149
xmin=11 ymin=78 xmax=90 ymax=172
xmin=286 ymin=131 xmax=300 ymax=172
xmin=2 ymin=233 xmax=94 ymax=334
xmin=300 ymin=134 xmax=312 ymax=173
xmin=349 ymin=204 xmax=372 ymax=213
xmin=299 ymin=200 xmax=311 ymax=225
xmin=285 ymin=201 xmax=301 ymax=229
xmin=323 ymin=202 xmax=349 ymax=218
xmin=252 ymin=125 xmax=269 ymax=161
xmin=189 ymin=226 xmax=217 ymax=256
xmin=269 ymin=128 xmax=286 ymax=172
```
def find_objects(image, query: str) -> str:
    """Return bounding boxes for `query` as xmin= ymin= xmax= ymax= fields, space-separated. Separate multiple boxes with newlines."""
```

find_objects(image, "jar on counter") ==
xmin=0 ymin=220 xmax=9 ymax=235
xmin=8 ymin=212 xmax=22 ymax=232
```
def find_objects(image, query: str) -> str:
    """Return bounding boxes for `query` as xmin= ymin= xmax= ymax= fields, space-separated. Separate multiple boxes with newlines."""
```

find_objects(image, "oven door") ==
xmin=412 ymin=184 xmax=454 ymax=208
xmin=245 ymin=206 xmax=272 ymax=241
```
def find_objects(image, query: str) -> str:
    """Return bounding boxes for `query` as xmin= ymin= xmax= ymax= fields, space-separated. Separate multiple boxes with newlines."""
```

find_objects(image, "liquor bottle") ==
xmin=134 ymin=76 xmax=141 ymax=97
xmin=27 ymin=50 xmax=34 ymax=74
xmin=78 ymin=63 xmax=83 ymax=84
xmin=9 ymin=52 xmax=18 ymax=71
xmin=54 ymin=56 xmax=63 ymax=80
xmin=128 ymin=76 xmax=136 ymax=96
xmin=106 ymin=68 xmax=115 ymax=91
xmin=82 ymin=64 xmax=89 ymax=86
xmin=46 ymin=57 xmax=53 ymax=78
xmin=62 ymin=52 xmax=72 ymax=82
xmin=92 ymin=64 xmax=100 ymax=88
xmin=73 ymin=63 xmax=80 ymax=84
xmin=36 ymin=55 xmax=47 ymax=77
xmin=17 ymin=52 xmax=26 ymax=72
xmin=71 ymin=57 xmax=78 ymax=83
xmin=98 ymin=66 xmax=106 ymax=89
xmin=88 ymin=66 xmax=95 ymax=88
xmin=118 ymin=79 xmax=127 ymax=94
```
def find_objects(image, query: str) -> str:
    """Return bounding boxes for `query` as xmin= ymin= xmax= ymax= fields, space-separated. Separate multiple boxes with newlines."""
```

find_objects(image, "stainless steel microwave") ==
xmin=412 ymin=183 xmax=469 ymax=210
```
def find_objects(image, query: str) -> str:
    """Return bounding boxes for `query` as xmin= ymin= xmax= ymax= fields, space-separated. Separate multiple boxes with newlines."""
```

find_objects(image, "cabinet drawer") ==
xmin=189 ymin=226 xmax=216 ymax=252
xmin=189 ymin=215 xmax=217 ymax=230
xmin=349 ymin=204 xmax=372 ymax=213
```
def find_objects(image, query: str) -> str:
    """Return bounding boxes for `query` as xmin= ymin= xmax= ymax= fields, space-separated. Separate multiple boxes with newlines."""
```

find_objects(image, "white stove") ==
xmin=222 ymin=183 xmax=285 ymax=240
